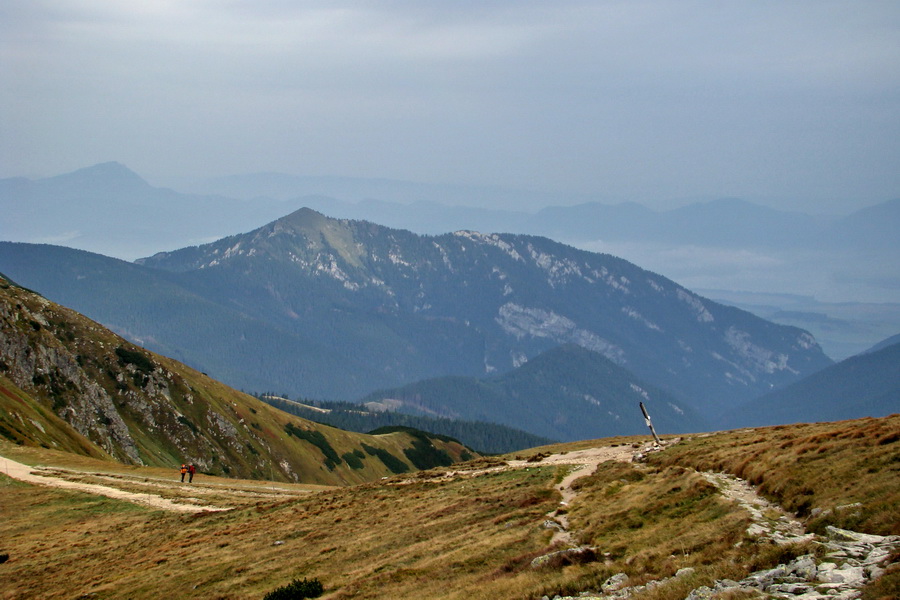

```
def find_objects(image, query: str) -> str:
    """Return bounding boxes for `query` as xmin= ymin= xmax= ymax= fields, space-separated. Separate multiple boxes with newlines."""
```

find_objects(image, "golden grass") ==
xmin=0 ymin=460 xmax=567 ymax=599
xmin=1 ymin=415 xmax=897 ymax=599
xmin=648 ymin=415 xmax=900 ymax=535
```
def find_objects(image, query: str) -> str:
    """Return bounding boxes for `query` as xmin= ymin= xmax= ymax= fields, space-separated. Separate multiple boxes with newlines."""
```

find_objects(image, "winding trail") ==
xmin=1 ymin=455 xmax=231 ymax=513
xmin=507 ymin=444 xmax=651 ymax=546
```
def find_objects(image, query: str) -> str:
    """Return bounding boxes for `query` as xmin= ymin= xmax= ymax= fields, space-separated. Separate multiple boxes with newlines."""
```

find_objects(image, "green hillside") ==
xmin=0 ymin=273 xmax=475 ymax=486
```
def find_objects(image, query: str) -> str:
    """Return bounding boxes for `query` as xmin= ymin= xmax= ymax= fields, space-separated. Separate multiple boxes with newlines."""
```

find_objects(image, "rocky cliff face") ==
xmin=0 ymin=285 xmax=141 ymax=462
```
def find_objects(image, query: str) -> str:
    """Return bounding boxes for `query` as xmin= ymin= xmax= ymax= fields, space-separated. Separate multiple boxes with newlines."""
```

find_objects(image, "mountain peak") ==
xmin=44 ymin=162 xmax=152 ymax=193
xmin=274 ymin=207 xmax=331 ymax=228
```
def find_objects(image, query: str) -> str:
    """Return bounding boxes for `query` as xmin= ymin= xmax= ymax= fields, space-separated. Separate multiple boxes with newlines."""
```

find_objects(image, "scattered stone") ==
xmin=826 ymin=525 xmax=890 ymax=545
xmin=789 ymin=554 xmax=818 ymax=580
xmin=684 ymin=585 xmax=715 ymax=600
xmin=601 ymin=573 xmax=629 ymax=592
xmin=542 ymin=519 xmax=565 ymax=532
xmin=530 ymin=546 xmax=598 ymax=569
xmin=546 ymin=468 xmax=900 ymax=600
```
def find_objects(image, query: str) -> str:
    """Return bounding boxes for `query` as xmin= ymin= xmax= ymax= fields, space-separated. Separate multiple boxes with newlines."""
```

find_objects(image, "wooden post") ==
xmin=639 ymin=402 xmax=662 ymax=446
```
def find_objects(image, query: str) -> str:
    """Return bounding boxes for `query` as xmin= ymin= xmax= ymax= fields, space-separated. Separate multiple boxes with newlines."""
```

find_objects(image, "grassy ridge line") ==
xmin=260 ymin=395 xmax=555 ymax=454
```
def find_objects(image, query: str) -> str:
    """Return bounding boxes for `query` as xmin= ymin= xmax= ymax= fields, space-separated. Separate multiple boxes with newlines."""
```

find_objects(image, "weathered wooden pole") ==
xmin=639 ymin=402 xmax=662 ymax=446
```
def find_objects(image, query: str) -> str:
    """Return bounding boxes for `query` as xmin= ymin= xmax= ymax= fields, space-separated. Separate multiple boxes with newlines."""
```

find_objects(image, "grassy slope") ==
xmin=2 ymin=415 xmax=897 ymax=600
xmin=648 ymin=414 xmax=900 ymax=535
xmin=0 ymin=278 xmax=474 ymax=486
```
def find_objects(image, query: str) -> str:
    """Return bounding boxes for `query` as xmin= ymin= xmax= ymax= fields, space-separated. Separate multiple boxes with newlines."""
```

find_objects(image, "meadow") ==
xmin=1 ymin=415 xmax=897 ymax=600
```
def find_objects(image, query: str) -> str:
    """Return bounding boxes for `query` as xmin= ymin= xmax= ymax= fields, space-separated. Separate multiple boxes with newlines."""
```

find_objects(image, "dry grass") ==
xmin=1 ymin=415 xmax=897 ymax=599
xmin=648 ymin=415 xmax=900 ymax=535
xmin=0 ymin=459 xmax=566 ymax=599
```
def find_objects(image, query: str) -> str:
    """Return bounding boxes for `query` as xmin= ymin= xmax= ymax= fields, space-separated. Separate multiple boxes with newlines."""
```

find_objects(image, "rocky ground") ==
xmin=538 ymin=444 xmax=900 ymax=600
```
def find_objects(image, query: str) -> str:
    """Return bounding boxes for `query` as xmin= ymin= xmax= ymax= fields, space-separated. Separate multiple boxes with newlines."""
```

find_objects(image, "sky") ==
xmin=2 ymin=1 xmax=900 ymax=214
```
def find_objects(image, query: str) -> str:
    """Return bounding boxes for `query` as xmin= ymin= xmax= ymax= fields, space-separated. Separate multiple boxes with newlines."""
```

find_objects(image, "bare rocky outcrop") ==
xmin=0 ymin=295 xmax=141 ymax=462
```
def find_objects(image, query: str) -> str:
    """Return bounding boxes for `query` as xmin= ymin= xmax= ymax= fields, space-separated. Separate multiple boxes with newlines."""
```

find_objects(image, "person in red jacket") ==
xmin=188 ymin=464 xmax=196 ymax=483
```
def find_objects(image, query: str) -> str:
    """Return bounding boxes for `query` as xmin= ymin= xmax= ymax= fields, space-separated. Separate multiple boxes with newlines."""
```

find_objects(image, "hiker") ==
xmin=180 ymin=464 xmax=187 ymax=482
xmin=188 ymin=464 xmax=196 ymax=483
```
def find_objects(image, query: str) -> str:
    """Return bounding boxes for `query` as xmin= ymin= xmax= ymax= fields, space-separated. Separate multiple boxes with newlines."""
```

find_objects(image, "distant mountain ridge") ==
xmin=4 ymin=162 xmax=898 ymax=260
xmin=0 ymin=162 xmax=299 ymax=260
xmin=359 ymin=344 xmax=708 ymax=441
xmin=866 ymin=333 xmax=900 ymax=354
xmin=727 ymin=341 xmax=900 ymax=428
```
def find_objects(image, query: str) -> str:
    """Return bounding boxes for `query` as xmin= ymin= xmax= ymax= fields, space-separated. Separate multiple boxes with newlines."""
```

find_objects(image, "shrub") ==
xmin=361 ymin=443 xmax=409 ymax=474
xmin=115 ymin=346 xmax=155 ymax=374
xmin=342 ymin=451 xmax=365 ymax=470
xmin=284 ymin=423 xmax=342 ymax=470
xmin=262 ymin=577 xmax=324 ymax=600
xmin=177 ymin=415 xmax=198 ymax=434
xmin=403 ymin=437 xmax=453 ymax=470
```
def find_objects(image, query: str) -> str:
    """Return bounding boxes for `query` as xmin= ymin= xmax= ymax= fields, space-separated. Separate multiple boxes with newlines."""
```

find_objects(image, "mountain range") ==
xmin=5 ymin=163 xmax=897 ymax=257
xmin=3 ymin=162 xmax=898 ymax=360
xmin=726 ymin=340 xmax=900 ymax=428
xmin=357 ymin=343 xmax=708 ymax=442
xmin=0 ymin=204 xmax=836 ymax=440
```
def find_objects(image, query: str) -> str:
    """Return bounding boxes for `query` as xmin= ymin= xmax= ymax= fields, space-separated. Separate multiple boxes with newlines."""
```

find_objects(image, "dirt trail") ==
xmin=511 ymin=445 xmax=643 ymax=546
xmin=1 ymin=455 xmax=231 ymax=513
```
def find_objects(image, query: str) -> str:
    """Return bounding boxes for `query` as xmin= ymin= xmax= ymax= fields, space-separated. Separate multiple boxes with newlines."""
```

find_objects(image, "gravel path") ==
xmin=1 ymin=455 xmax=230 ymax=512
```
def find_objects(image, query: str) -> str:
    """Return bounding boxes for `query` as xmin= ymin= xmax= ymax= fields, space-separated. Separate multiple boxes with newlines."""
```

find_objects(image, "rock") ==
xmin=768 ymin=582 xmax=812 ymax=594
xmin=713 ymin=579 xmax=740 ymax=590
xmin=675 ymin=567 xmax=696 ymax=578
xmin=530 ymin=546 xmax=597 ymax=569
xmin=684 ymin=585 xmax=715 ymax=600
xmin=601 ymin=573 xmax=629 ymax=592
xmin=830 ymin=566 xmax=866 ymax=587
xmin=789 ymin=554 xmax=818 ymax=579
xmin=542 ymin=519 xmax=564 ymax=532
xmin=826 ymin=526 xmax=888 ymax=545
xmin=864 ymin=547 xmax=892 ymax=565
xmin=747 ymin=565 xmax=788 ymax=589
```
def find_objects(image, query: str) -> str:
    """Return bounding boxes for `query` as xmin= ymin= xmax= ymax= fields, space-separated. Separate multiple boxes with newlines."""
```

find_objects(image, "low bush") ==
xmin=262 ymin=577 xmax=324 ymax=600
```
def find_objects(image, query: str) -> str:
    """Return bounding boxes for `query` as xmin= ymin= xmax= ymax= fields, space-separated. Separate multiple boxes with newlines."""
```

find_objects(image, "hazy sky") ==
xmin=3 ymin=1 xmax=899 ymax=212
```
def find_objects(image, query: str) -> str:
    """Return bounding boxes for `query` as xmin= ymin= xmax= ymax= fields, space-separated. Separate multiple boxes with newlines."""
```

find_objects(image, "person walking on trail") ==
xmin=180 ymin=463 xmax=187 ymax=482
xmin=188 ymin=464 xmax=196 ymax=483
